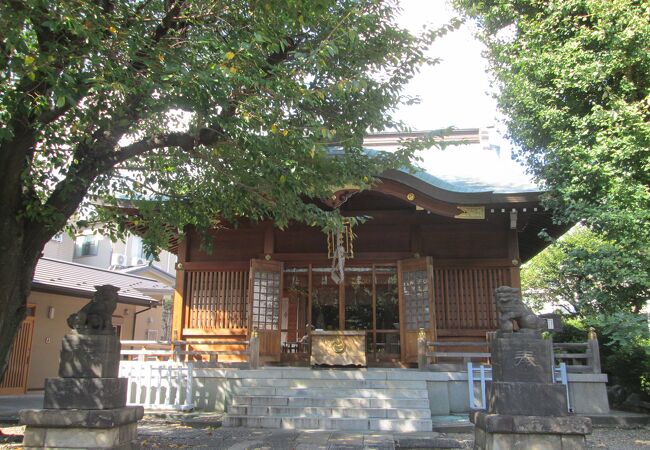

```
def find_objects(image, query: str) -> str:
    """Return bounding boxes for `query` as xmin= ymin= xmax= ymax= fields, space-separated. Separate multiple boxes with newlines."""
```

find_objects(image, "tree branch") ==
xmin=115 ymin=132 xmax=196 ymax=164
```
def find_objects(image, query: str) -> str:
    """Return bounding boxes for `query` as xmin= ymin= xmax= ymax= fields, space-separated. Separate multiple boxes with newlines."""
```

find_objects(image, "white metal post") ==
xmin=467 ymin=362 xmax=476 ymax=409
xmin=480 ymin=364 xmax=487 ymax=409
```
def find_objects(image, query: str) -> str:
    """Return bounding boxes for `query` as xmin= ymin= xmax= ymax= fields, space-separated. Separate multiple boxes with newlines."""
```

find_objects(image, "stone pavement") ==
xmin=137 ymin=422 xmax=472 ymax=449
xmin=4 ymin=418 xmax=650 ymax=449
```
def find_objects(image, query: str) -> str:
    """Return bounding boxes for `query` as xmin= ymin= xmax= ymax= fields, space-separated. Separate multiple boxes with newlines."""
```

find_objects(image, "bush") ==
xmin=553 ymin=312 xmax=650 ymax=401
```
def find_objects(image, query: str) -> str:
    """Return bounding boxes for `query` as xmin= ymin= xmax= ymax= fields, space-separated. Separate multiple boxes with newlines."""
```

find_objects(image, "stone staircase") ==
xmin=223 ymin=369 xmax=433 ymax=431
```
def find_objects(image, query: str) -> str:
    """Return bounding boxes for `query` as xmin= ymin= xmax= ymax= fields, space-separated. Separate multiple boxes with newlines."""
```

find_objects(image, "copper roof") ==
xmin=33 ymin=258 xmax=172 ymax=306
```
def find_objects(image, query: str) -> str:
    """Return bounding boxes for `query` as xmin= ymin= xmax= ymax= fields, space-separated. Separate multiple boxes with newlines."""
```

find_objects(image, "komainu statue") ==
xmin=495 ymin=286 xmax=544 ymax=333
xmin=67 ymin=285 xmax=119 ymax=334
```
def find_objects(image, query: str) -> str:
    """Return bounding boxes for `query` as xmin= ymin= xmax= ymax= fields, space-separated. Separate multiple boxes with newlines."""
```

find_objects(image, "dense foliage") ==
xmin=0 ymin=0 xmax=447 ymax=378
xmin=454 ymin=0 xmax=649 ymax=300
xmin=456 ymin=0 xmax=650 ymax=401
xmin=554 ymin=313 xmax=650 ymax=401
xmin=521 ymin=226 xmax=649 ymax=315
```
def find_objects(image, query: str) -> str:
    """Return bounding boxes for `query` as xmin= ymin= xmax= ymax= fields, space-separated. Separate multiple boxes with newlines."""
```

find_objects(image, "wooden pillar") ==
xmin=507 ymin=217 xmax=521 ymax=289
xmin=410 ymin=223 xmax=421 ymax=256
xmin=171 ymin=232 xmax=189 ymax=342
xmin=339 ymin=279 xmax=345 ymax=330
xmin=263 ymin=222 xmax=274 ymax=256
xmin=249 ymin=328 xmax=260 ymax=369
xmin=417 ymin=328 xmax=428 ymax=370
xmin=307 ymin=264 xmax=313 ymax=328
xmin=588 ymin=327 xmax=602 ymax=374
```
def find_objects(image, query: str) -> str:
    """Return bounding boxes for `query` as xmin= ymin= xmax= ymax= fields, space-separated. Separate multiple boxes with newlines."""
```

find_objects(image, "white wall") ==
xmin=42 ymin=230 xmax=176 ymax=276
xmin=42 ymin=234 xmax=75 ymax=261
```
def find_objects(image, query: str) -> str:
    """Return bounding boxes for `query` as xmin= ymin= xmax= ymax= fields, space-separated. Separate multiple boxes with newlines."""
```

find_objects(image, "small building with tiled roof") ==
xmin=2 ymin=258 xmax=173 ymax=393
xmin=33 ymin=258 xmax=170 ymax=307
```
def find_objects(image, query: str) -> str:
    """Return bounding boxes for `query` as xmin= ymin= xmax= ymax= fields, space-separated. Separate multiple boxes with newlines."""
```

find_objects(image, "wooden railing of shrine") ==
xmin=120 ymin=337 xmax=260 ymax=368
xmin=553 ymin=328 xmax=602 ymax=374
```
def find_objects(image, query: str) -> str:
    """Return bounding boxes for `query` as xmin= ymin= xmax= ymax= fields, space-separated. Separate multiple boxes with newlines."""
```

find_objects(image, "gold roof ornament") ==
xmin=455 ymin=206 xmax=485 ymax=220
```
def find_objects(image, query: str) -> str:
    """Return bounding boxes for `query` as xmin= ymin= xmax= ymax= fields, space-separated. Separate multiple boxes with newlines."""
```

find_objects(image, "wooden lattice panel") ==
xmin=186 ymin=270 xmax=249 ymax=329
xmin=251 ymin=271 xmax=281 ymax=330
xmin=0 ymin=310 xmax=34 ymax=395
xmin=402 ymin=269 xmax=431 ymax=332
xmin=433 ymin=267 xmax=508 ymax=330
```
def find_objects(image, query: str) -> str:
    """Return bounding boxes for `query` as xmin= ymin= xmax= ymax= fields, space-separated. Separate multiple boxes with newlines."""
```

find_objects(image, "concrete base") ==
xmin=20 ymin=406 xmax=143 ymax=449
xmin=471 ymin=411 xmax=592 ymax=450
xmin=487 ymin=381 xmax=567 ymax=416
xmin=44 ymin=378 xmax=127 ymax=410
xmin=59 ymin=333 xmax=121 ymax=379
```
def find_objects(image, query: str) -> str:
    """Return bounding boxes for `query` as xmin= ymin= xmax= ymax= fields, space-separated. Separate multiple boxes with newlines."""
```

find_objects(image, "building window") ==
xmin=74 ymin=235 xmax=99 ymax=257
xmin=51 ymin=232 xmax=63 ymax=243
xmin=131 ymin=236 xmax=153 ymax=265
xmin=146 ymin=329 xmax=158 ymax=341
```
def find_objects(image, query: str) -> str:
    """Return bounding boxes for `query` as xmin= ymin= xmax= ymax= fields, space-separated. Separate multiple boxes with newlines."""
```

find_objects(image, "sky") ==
xmin=390 ymin=0 xmax=537 ymax=191
xmin=395 ymin=0 xmax=497 ymax=130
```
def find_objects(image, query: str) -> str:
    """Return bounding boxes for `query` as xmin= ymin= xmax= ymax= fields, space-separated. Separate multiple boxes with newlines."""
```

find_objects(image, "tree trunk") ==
xmin=0 ymin=214 xmax=44 ymax=383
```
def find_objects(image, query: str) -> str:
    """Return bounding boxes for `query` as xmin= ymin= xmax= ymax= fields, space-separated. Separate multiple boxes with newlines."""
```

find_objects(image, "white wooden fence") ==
xmin=119 ymin=361 xmax=195 ymax=411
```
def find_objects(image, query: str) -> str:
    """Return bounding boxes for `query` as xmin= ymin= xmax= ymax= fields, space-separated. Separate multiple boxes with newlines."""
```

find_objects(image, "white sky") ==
xmin=395 ymin=0 xmax=495 ymax=129
xmin=393 ymin=0 xmax=536 ymax=191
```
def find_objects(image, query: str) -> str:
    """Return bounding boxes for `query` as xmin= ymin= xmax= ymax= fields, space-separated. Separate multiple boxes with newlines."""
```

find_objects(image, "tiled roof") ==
xmin=33 ymin=258 xmax=172 ymax=306
xmin=362 ymin=129 xmax=540 ymax=195
xmin=117 ymin=264 xmax=176 ymax=285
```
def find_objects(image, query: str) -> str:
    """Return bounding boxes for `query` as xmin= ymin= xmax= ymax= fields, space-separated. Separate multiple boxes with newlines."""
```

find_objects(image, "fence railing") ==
xmin=552 ymin=327 xmax=601 ymax=373
xmin=120 ymin=330 xmax=261 ymax=368
xmin=119 ymin=362 xmax=195 ymax=411
xmin=417 ymin=327 xmax=602 ymax=374
xmin=417 ymin=331 xmax=490 ymax=370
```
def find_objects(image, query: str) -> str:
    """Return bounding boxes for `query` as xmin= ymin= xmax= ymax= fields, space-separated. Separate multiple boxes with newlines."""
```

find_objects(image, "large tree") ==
xmin=521 ymin=225 xmax=649 ymax=316
xmin=454 ymin=0 xmax=649 ymax=307
xmin=0 ymin=0 xmax=448 ymax=378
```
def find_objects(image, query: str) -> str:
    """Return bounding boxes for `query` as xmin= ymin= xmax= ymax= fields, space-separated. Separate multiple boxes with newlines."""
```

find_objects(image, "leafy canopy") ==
xmin=454 ymin=0 xmax=649 ymax=301
xmin=1 ymin=0 xmax=454 ymax=253
xmin=521 ymin=225 xmax=649 ymax=315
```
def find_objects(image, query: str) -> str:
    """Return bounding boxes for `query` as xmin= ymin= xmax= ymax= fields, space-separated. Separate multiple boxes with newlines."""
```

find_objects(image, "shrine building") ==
xmin=165 ymin=129 xmax=565 ymax=366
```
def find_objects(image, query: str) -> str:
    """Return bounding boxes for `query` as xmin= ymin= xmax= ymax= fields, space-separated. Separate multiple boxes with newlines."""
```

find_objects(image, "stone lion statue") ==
xmin=495 ymin=286 xmax=544 ymax=333
xmin=67 ymin=285 xmax=119 ymax=333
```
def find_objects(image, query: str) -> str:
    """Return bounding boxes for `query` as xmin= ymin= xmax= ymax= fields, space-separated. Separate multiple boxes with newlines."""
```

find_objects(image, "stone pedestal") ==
xmin=58 ymin=333 xmax=121 ymax=379
xmin=472 ymin=331 xmax=592 ymax=450
xmin=20 ymin=406 xmax=143 ymax=450
xmin=471 ymin=410 xmax=592 ymax=450
xmin=21 ymin=288 xmax=142 ymax=450
xmin=21 ymin=331 xmax=141 ymax=449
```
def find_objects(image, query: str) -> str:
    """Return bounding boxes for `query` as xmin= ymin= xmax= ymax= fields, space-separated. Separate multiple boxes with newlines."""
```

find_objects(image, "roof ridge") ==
xmin=40 ymin=257 xmax=160 ymax=283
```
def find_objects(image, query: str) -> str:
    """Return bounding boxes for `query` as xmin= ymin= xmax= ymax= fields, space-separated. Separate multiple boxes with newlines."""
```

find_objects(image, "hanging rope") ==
xmin=331 ymin=230 xmax=345 ymax=284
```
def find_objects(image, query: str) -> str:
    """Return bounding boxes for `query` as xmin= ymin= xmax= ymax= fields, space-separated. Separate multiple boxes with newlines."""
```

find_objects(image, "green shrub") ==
xmin=553 ymin=312 xmax=650 ymax=400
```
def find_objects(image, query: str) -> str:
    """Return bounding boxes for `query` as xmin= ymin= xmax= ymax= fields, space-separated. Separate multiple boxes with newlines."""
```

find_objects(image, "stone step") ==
xmin=231 ymin=395 xmax=431 ymax=409
xmin=228 ymin=405 xmax=432 ymax=419
xmin=239 ymin=378 xmax=427 ymax=389
xmin=232 ymin=369 xmax=432 ymax=381
xmin=231 ymin=386 xmax=428 ymax=398
xmin=223 ymin=415 xmax=433 ymax=431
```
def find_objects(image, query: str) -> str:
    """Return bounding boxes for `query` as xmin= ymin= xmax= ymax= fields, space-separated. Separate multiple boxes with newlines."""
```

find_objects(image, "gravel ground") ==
xmin=1 ymin=421 xmax=649 ymax=449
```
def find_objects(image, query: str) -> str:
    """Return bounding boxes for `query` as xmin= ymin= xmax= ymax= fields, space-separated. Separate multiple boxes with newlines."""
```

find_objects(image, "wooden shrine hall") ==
xmin=165 ymin=131 xmax=565 ymax=367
